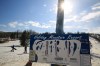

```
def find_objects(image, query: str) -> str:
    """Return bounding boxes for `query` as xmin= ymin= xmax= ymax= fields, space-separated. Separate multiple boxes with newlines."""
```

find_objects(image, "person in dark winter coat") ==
xmin=11 ymin=45 xmax=17 ymax=52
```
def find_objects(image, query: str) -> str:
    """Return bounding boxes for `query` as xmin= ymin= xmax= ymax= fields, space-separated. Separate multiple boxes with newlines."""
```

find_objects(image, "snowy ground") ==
xmin=0 ymin=40 xmax=50 ymax=66
xmin=90 ymin=37 xmax=100 ymax=66
xmin=0 ymin=38 xmax=100 ymax=66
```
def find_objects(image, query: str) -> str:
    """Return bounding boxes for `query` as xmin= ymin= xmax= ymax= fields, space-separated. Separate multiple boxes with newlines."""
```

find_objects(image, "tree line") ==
xmin=0 ymin=30 xmax=100 ymax=53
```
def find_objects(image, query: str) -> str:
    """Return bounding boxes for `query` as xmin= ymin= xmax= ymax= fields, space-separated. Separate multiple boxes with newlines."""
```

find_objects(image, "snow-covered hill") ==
xmin=0 ymin=37 xmax=100 ymax=66
xmin=0 ymin=40 xmax=50 ymax=66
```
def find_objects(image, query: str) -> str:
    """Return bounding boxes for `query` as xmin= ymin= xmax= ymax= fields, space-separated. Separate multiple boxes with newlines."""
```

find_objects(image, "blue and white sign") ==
xmin=29 ymin=34 xmax=91 ymax=66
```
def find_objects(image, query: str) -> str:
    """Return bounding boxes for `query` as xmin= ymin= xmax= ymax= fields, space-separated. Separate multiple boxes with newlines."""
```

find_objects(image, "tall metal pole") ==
xmin=56 ymin=0 xmax=64 ymax=34
xmin=51 ymin=0 xmax=65 ymax=66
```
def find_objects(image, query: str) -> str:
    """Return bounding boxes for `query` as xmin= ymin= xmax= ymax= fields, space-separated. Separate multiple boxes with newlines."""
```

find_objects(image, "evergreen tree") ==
xmin=20 ymin=30 xmax=29 ymax=53
xmin=10 ymin=33 xmax=16 ymax=40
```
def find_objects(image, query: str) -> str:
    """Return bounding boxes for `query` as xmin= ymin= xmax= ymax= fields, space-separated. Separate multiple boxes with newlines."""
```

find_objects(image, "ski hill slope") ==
xmin=0 ymin=37 xmax=100 ymax=66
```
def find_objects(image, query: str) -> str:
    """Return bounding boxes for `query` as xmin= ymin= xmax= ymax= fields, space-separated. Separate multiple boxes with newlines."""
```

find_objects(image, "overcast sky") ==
xmin=0 ymin=0 xmax=100 ymax=33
